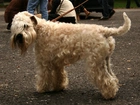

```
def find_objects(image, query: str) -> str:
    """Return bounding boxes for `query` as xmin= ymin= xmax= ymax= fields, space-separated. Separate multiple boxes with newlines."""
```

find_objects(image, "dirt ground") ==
xmin=0 ymin=8 xmax=140 ymax=105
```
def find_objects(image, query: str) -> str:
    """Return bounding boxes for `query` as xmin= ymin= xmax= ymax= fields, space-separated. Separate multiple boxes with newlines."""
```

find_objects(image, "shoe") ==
xmin=7 ymin=23 xmax=11 ymax=30
xmin=99 ymin=16 xmax=109 ymax=20
xmin=109 ymin=10 xmax=115 ymax=18
xmin=85 ymin=12 xmax=90 ymax=19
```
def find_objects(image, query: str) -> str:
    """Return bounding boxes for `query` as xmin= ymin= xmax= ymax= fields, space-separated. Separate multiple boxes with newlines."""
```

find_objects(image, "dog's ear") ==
xmin=30 ymin=16 xmax=37 ymax=26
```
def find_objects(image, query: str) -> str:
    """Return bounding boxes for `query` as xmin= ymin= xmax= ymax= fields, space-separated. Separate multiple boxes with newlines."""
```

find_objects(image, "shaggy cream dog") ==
xmin=10 ymin=11 xmax=131 ymax=99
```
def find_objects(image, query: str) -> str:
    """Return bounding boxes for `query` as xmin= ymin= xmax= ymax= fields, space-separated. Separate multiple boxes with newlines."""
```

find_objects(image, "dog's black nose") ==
xmin=15 ymin=34 xmax=23 ymax=43
xmin=17 ymin=33 xmax=22 ymax=38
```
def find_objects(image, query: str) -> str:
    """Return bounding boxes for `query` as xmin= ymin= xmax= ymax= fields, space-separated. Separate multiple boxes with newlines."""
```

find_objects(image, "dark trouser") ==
xmin=126 ymin=0 xmax=140 ymax=8
xmin=48 ymin=14 xmax=76 ymax=24
xmin=135 ymin=0 xmax=140 ymax=7
xmin=98 ymin=0 xmax=113 ymax=18
xmin=70 ymin=0 xmax=83 ymax=15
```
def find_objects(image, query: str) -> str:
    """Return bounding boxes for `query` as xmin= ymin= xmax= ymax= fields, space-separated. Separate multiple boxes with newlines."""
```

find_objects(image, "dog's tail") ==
xmin=103 ymin=12 xmax=131 ymax=37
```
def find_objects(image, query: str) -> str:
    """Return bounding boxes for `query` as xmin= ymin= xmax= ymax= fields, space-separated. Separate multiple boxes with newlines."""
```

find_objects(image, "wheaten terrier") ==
xmin=10 ymin=11 xmax=131 ymax=99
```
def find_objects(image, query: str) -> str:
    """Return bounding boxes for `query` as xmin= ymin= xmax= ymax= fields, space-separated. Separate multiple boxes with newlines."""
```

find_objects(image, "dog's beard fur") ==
xmin=11 ymin=24 xmax=37 ymax=54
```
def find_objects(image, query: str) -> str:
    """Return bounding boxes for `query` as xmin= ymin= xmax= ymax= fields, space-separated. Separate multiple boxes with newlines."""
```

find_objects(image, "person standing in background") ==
xmin=4 ymin=0 xmax=28 ymax=30
xmin=126 ymin=0 xmax=140 ymax=8
xmin=48 ymin=0 xmax=77 ymax=23
xmin=27 ymin=0 xmax=48 ymax=20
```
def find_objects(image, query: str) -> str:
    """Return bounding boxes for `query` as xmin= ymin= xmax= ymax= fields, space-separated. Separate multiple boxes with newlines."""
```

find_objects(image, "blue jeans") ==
xmin=27 ymin=0 xmax=48 ymax=20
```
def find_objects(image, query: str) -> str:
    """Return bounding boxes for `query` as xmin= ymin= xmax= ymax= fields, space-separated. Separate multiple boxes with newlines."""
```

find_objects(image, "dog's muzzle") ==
xmin=14 ymin=34 xmax=23 ymax=43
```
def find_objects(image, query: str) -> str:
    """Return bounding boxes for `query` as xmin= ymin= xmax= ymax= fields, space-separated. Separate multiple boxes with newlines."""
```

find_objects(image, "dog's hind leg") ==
xmin=101 ymin=56 xmax=119 ymax=99
xmin=105 ymin=56 xmax=117 ymax=78
xmin=36 ymin=61 xmax=68 ymax=93
xmin=87 ymin=56 xmax=119 ymax=99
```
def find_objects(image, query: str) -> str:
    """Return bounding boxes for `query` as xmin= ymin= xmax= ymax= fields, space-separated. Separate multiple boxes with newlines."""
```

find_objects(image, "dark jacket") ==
xmin=4 ymin=0 xmax=28 ymax=23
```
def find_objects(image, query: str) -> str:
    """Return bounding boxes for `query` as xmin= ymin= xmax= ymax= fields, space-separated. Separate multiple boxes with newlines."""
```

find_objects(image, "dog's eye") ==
xmin=24 ymin=24 xmax=28 ymax=28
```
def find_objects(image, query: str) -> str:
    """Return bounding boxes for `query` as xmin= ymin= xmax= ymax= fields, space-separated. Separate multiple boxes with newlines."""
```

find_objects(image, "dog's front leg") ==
xmin=35 ymin=61 xmax=68 ymax=93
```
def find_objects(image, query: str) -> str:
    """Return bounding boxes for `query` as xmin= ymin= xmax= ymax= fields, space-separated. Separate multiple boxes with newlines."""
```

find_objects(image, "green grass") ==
xmin=114 ymin=0 xmax=138 ymax=8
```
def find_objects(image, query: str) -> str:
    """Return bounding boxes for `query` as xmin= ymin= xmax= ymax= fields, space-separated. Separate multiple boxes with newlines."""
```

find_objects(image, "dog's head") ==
xmin=10 ymin=11 xmax=38 ymax=54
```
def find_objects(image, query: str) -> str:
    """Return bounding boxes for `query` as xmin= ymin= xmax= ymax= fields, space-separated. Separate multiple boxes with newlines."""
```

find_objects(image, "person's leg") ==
xmin=134 ymin=0 xmax=140 ymax=7
xmin=101 ymin=0 xmax=110 ymax=18
xmin=98 ymin=0 xmax=115 ymax=20
xmin=108 ymin=0 xmax=115 ymax=18
xmin=27 ymin=0 xmax=39 ymax=14
xmin=6 ymin=11 xmax=16 ymax=30
xmin=73 ymin=0 xmax=82 ymax=21
xmin=40 ymin=0 xmax=48 ymax=20
xmin=126 ymin=0 xmax=131 ymax=8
